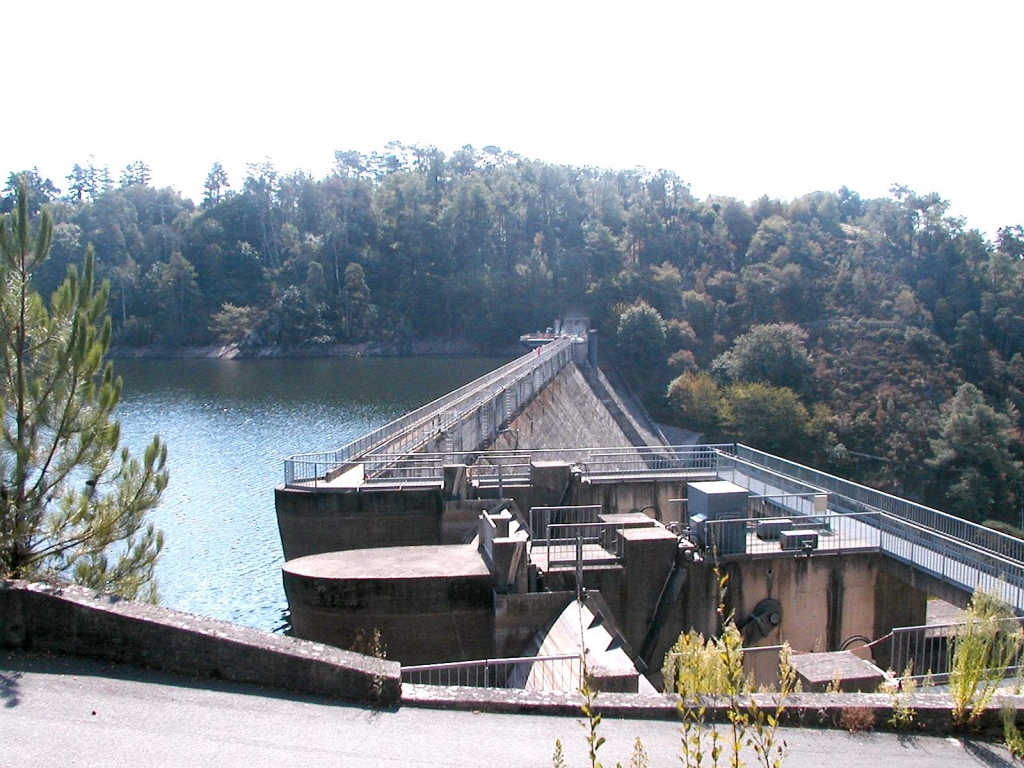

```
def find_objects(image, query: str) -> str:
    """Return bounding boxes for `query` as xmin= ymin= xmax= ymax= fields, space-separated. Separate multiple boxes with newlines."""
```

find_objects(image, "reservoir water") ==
xmin=115 ymin=356 xmax=509 ymax=633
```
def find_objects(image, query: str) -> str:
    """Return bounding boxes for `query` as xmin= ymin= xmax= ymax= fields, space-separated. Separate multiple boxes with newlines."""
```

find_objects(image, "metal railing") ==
xmin=717 ymin=453 xmax=827 ymax=506
xmin=401 ymin=653 xmax=582 ymax=690
xmin=876 ymin=514 xmax=1024 ymax=610
xmin=544 ymin=522 xmax=623 ymax=569
xmin=528 ymin=505 xmax=603 ymax=541
xmin=864 ymin=616 xmax=1024 ymax=683
xmin=284 ymin=337 xmax=574 ymax=485
xmin=286 ymin=444 xmax=735 ymax=489
xmin=701 ymin=511 xmax=881 ymax=560
xmin=733 ymin=445 xmax=1024 ymax=565
xmin=581 ymin=444 xmax=731 ymax=476
xmin=284 ymin=429 xmax=1024 ymax=612
xmin=728 ymin=446 xmax=1024 ymax=613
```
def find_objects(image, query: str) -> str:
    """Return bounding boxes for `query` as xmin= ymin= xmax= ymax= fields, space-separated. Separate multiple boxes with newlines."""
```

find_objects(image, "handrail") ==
xmin=401 ymin=653 xmax=580 ymax=673
xmin=401 ymin=653 xmax=582 ymax=689
xmin=287 ymin=444 xmax=732 ymax=488
xmin=731 ymin=445 xmax=1024 ymax=566
xmin=862 ymin=615 xmax=1024 ymax=682
xmin=284 ymin=337 xmax=575 ymax=484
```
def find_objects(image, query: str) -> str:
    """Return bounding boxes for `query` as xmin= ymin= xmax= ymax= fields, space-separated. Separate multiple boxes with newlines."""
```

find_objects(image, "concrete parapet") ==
xmin=276 ymin=485 xmax=444 ymax=560
xmin=400 ymin=684 xmax=1024 ymax=737
xmin=283 ymin=544 xmax=494 ymax=664
xmin=0 ymin=580 xmax=400 ymax=707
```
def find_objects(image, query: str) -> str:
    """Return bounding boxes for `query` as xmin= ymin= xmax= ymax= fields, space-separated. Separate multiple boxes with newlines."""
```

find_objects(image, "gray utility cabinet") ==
xmin=688 ymin=480 xmax=750 ymax=556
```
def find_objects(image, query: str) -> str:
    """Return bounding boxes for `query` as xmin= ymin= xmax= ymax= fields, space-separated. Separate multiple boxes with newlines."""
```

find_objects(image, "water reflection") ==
xmin=115 ymin=356 xmax=508 ymax=632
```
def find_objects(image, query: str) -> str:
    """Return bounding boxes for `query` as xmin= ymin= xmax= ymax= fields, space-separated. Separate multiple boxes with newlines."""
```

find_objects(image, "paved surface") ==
xmin=0 ymin=652 xmax=1015 ymax=768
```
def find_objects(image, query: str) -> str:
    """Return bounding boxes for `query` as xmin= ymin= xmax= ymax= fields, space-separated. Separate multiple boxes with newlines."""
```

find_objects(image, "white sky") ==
xmin=4 ymin=1 xmax=1021 ymax=239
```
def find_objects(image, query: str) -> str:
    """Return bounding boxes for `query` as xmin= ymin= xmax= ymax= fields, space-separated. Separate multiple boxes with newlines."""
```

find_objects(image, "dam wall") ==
xmin=488 ymin=362 xmax=640 ymax=452
xmin=0 ymin=580 xmax=400 ymax=706
xmin=660 ymin=553 xmax=928 ymax=663
xmin=276 ymin=358 xmax=661 ymax=559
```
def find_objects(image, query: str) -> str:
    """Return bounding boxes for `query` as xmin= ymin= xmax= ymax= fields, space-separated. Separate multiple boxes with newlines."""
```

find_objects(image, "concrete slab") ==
xmin=790 ymin=650 xmax=887 ymax=693
xmin=283 ymin=543 xmax=489 ymax=580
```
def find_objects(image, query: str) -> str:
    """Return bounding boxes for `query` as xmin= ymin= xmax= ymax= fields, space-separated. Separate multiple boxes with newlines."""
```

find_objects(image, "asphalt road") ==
xmin=0 ymin=653 xmax=1015 ymax=768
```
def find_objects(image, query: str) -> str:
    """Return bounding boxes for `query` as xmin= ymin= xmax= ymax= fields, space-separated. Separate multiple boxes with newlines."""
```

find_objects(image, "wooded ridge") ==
xmin=5 ymin=145 xmax=1023 ymax=526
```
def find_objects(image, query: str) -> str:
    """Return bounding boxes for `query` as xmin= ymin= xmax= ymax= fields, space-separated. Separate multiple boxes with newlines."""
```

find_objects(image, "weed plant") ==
xmin=948 ymin=591 xmax=1023 ymax=729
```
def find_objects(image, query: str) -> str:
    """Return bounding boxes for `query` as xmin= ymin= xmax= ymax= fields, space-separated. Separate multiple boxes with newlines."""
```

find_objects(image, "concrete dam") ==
xmin=275 ymin=330 xmax=1024 ymax=692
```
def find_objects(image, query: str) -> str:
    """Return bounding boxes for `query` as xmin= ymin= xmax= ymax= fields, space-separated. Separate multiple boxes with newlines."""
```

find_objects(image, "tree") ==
xmin=711 ymin=323 xmax=813 ymax=391
xmin=0 ymin=187 xmax=168 ymax=599
xmin=203 ymin=162 xmax=230 ymax=206
xmin=209 ymin=302 xmax=262 ymax=345
xmin=2 ymin=169 xmax=60 ymax=214
xmin=614 ymin=300 xmax=668 ymax=401
xmin=119 ymin=161 xmax=151 ymax=188
xmin=342 ymin=262 xmax=373 ymax=339
xmin=667 ymin=371 xmax=724 ymax=437
xmin=929 ymin=383 xmax=1023 ymax=523
xmin=153 ymin=252 xmax=200 ymax=341
xmin=65 ymin=157 xmax=110 ymax=203
xmin=721 ymin=382 xmax=812 ymax=458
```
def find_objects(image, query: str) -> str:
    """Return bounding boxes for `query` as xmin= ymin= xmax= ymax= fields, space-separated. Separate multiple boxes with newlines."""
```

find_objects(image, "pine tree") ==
xmin=929 ymin=383 xmax=1023 ymax=523
xmin=0 ymin=186 xmax=168 ymax=600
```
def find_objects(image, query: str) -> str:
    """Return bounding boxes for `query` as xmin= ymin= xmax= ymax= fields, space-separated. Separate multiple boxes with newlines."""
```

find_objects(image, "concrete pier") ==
xmin=283 ymin=544 xmax=494 ymax=664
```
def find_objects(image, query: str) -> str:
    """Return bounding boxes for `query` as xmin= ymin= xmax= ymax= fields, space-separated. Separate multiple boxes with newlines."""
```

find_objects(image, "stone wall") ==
xmin=0 ymin=580 xmax=400 ymax=707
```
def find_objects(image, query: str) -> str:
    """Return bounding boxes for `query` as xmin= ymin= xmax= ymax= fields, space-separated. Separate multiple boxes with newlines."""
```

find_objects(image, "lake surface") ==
xmin=115 ymin=356 xmax=509 ymax=632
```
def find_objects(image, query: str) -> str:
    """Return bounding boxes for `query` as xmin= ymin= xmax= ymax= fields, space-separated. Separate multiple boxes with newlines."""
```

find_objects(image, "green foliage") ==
xmin=7 ymin=149 xmax=1024 ymax=522
xmin=1002 ymin=704 xmax=1024 ymax=759
xmin=351 ymin=627 xmax=388 ymax=703
xmin=664 ymin=570 xmax=791 ymax=768
xmin=662 ymin=622 xmax=750 ymax=697
xmin=712 ymin=324 xmax=812 ymax=391
xmin=928 ymin=383 xmax=1023 ymax=523
xmin=579 ymin=672 xmax=607 ymax=768
xmin=552 ymin=739 xmax=567 ymax=768
xmin=350 ymin=627 xmax=387 ymax=660
xmin=949 ymin=589 xmax=1024 ymax=729
xmin=879 ymin=663 xmax=917 ymax=729
xmin=0 ymin=187 xmax=167 ymax=600
xmin=209 ymin=303 xmax=262 ymax=345
xmin=667 ymin=372 xmax=725 ymax=438
xmin=664 ymin=622 xmax=792 ymax=768
xmin=625 ymin=738 xmax=649 ymax=768
xmin=720 ymin=383 xmax=814 ymax=459
xmin=614 ymin=300 xmax=668 ymax=401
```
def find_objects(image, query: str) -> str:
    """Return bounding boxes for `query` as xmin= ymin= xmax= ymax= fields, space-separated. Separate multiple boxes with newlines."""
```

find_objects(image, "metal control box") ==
xmin=780 ymin=529 xmax=819 ymax=551
xmin=688 ymin=481 xmax=750 ymax=556
xmin=756 ymin=517 xmax=793 ymax=541
xmin=687 ymin=480 xmax=749 ymax=520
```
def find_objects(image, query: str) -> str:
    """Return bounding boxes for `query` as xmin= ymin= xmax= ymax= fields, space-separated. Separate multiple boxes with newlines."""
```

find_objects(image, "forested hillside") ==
xmin=5 ymin=145 xmax=1023 ymax=524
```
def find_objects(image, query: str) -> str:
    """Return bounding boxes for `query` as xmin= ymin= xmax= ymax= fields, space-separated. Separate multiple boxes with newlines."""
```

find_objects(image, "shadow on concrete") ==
xmin=896 ymin=733 xmax=919 ymax=749
xmin=0 ymin=651 xmax=398 ymax=715
xmin=0 ymin=668 xmax=22 ymax=708
xmin=964 ymin=739 xmax=1016 ymax=768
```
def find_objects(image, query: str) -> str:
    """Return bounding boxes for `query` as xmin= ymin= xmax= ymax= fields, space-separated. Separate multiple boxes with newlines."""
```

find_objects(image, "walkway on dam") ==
xmin=720 ymin=447 xmax=1024 ymax=613
xmin=284 ymin=337 xmax=579 ymax=488
xmin=1 ymin=652 xmax=1012 ymax=768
